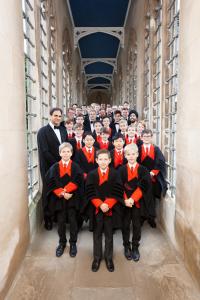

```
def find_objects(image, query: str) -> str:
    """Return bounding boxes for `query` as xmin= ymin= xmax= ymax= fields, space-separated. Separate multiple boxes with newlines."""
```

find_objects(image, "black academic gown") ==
xmin=119 ymin=164 xmax=152 ymax=219
xmin=110 ymin=149 xmax=127 ymax=169
xmin=84 ymin=168 xmax=123 ymax=231
xmin=74 ymin=148 xmax=98 ymax=175
xmin=45 ymin=161 xmax=84 ymax=216
xmin=138 ymin=145 xmax=167 ymax=198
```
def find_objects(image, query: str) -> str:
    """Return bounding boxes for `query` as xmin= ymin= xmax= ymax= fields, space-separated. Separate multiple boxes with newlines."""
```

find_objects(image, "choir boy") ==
xmin=45 ymin=142 xmax=83 ymax=258
xmin=85 ymin=149 xmax=123 ymax=272
xmin=119 ymin=144 xmax=151 ymax=261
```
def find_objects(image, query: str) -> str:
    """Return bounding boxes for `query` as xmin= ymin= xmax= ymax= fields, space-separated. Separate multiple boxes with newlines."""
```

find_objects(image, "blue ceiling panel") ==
xmin=79 ymin=33 xmax=119 ymax=58
xmin=88 ymin=77 xmax=110 ymax=84
xmin=69 ymin=0 xmax=129 ymax=27
xmin=85 ymin=62 xmax=113 ymax=74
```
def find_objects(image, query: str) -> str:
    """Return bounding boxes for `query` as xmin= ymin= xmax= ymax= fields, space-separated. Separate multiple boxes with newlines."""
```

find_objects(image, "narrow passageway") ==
xmin=7 ymin=224 xmax=199 ymax=300
xmin=2 ymin=0 xmax=200 ymax=298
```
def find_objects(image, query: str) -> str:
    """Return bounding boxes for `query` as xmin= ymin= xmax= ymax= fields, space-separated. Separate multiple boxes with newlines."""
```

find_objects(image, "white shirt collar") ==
xmin=62 ymin=159 xmax=70 ymax=166
xmin=100 ymin=167 xmax=108 ymax=174
xmin=144 ymin=143 xmax=151 ymax=149
xmin=116 ymin=149 xmax=123 ymax=154
xmin=49 ymin=121 xmax=55 ymax=130
xmin=128 ymin=162 xmax=137 ymax=169
xmin=85 ymin=146 xmax=93 ymax=152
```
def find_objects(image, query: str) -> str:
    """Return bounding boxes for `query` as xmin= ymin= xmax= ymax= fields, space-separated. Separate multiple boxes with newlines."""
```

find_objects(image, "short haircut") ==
xmin=100 ymin=127 xmax=110 ymax=135
xmin=124 ymin=143 xmax=138 ymax=155
xmin=50 ymin=107 xmax=63 ymax=115
xmin=141 ymin=129 xmax=153 ymax=137
xmin=96 ymin=149 xmax=111 ymax=159
xmin=64 ymin=118 xmax=74 ymax=124
xmin=119 ymin=118 xmax=128 ymax=124
xmin=68 ymin=107 xmax=75 ymax=112
xmin=73 ymin=123 xmax=83 ymax=131
xmin=76 ymin=113 xmax=84 ymax=118
xmin=137 ymin=120 xmax=146 ymax=128
xmin=112 ymin=133 xmax=125 ymax=142
xmin=102 ymin=116 xmax=110 ymax=121
xmin=94 ymin=120 xmax=102 ymax=126
xmin=89 ymin=109 xmax=96 ymax=114
xmin=59 ymin=142 xmax=73 ymax=153
xmin=114 ymin=110 xmax=122 ymax=116
xmin=83 ymin=131 xmax=94 ymax=139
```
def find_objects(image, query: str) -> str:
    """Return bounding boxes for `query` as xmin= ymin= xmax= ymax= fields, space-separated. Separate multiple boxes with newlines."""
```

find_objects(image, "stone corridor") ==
xmin=6 ymin=224 xmax=200 ymax=300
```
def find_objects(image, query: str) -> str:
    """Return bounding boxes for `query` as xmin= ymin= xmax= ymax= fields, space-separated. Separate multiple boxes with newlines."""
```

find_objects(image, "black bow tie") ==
xmin=54 ymin=126 xmax=60 ymax=130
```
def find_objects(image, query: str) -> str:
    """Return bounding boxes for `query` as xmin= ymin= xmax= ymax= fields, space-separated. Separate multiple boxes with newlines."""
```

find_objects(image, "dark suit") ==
xmin=110 ymin=120 xmax=120 ymax=137
xmin=37 ymin=124 xmax=66 ymax=221
xmin=83 ymin=116 xmax=100 ymax=133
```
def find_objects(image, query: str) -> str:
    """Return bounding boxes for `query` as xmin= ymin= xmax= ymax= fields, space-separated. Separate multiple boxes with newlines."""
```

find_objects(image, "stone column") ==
xmin=0 ymin=1 xmax=29 ymax=298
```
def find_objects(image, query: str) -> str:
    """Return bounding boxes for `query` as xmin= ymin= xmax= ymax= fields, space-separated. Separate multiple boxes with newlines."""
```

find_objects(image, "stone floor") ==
xmin=6 ymin=223 xmax=200 ymax=300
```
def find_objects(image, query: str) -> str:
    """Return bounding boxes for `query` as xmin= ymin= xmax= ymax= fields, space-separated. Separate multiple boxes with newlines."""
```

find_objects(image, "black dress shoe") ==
xmin=105 ymin=259 xmax=114 ymax=272
xmin=69 ymin=244 xmax=77 ymax=257
xmin=132 ymin=247 xmax=140 ymax=262
xmin=124 ymin=247 xmax=132 ymax=260
xmin=91 ymin=259 xmax=101 ymax=272
xmin=56 ymin=244 xmax=66 ymax=257
xmin=44 ymin=221 xmax=53 ymax=231
xmin=148 ymin=218 xmax=157 ymax=228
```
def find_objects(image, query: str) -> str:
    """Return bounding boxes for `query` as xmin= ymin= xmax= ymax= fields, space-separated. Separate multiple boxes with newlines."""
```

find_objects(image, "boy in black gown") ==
xmin=46 ymin=142 xmax=83 ymax=257
xmin=138 ymin=129 xmax=167 ymax=228
xmin=119 ymin=144 xmax=151 ymax=261
xmin=85 ymin=149 xmax=123 ymax=272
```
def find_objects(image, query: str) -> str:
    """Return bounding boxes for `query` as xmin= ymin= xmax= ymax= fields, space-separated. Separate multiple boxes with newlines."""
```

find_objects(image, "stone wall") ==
xmin=175 ymin=0 xmax=200 ymax=287
xmin=0 ymin=0 xmax=83 ymax=297
xmin=0 ymin=1 xmax=29 ymax=298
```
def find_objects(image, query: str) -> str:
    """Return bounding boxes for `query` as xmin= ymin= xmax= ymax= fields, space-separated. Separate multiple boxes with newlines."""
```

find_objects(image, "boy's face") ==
xmin=122 ymin=109 xmax=128 ymax=119
xmin=119 ymin=122 xmax=127 ymax=132
xmin=101 ymin=133 xmax=109 ymax=141
xmin=114 ymin=113 xmax=121 ymax=123
xmin=65 ymin=122 xmax=73 ymax=131
xmin=127 ymin=127 xmax=136 ymax=137
xmin=83 ymin=135 xmax=95 ymax=148
xmin=142 ymin=134 xmax=153 ymax=144
xmin=96 ymin=153 xmax=111 ymax=170
xmin=76 ymin=117 xmax=84 ymax=125
xmin=60 ymin=147 xmax=72 ymax=161
xmin=99 ymin=109 xmax=106 ymax=117
xmin=94 ymin=123 xmax=102 ymax=133
xmin=125 ymin=149 xmax=138 ymax=164
xmin=102 ymin=118 xmax=110 ymax=127
xmin=106 ymin=107 xmax=112 ymax=115
xmin=75 ymin=128 xmax=83 ymax=138
xmin=68 ymin=109 xmax=75 ymax=119
xmin=137 ymin=123 xmax=145 ymax=134
xmin=113 ymin=138 xmax=124 ymax=150
xmin=76 ymin=108 xmax=82 ymax=115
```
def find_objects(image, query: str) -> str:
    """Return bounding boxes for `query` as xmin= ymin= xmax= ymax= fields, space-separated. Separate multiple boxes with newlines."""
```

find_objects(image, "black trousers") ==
xmin=57 ymin=207 xmax=78 ymax=246
xmin=122 ymin=206 xmax=141 ymax=248
xmin=93 ymin=212 xmax=113 ymax=260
